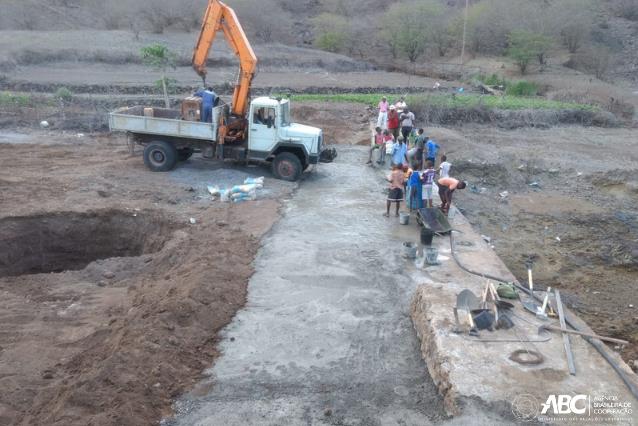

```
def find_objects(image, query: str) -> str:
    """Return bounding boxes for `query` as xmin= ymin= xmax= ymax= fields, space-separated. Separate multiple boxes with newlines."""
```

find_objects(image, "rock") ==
xmin=324 ymin=409 xmax=332 ymax=417
xmin=216 ymin=221 xmax=228 ymax=227
xmin=481 ymin=235 xmax=491 ymax=243
xmin=42 ymin=370 xmax=54 ymax=379
xmin=97 ymin=280 xmax=107 ymax=287
xmin=103 ymin=271 xmax=115 ymax=279
xmin=168 ymin=336 xmax=179 ymax=346
xmin=144 ymin=257 xmax=153 ymax=263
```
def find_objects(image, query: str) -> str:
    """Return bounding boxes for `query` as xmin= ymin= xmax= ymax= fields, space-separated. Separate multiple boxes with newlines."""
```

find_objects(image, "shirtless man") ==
xmin=437 ymin=176 xmax=467 ymax=215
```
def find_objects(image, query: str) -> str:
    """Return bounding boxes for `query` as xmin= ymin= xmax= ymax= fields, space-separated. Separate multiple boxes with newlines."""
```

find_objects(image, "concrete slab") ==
xmin=166 ymin=147 xmax=451 ymax=425
xmin=410 ymin=208 xmax=638 ymax=423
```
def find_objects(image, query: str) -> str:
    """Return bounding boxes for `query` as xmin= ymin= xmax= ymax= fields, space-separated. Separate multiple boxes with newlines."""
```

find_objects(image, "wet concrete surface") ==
xmin=166 ymin=146 xmax=448 ymax=425
xmin=166 ymin=146 xmax=521 ymax=425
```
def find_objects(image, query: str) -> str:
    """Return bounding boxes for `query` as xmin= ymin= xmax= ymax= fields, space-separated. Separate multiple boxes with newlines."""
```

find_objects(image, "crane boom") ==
xmin=192 ymin=0 xmax=257 ymax=117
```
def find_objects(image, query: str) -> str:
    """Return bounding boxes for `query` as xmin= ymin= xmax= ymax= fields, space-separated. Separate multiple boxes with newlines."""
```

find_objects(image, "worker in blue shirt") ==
xmin=391 ymin=136 xmax=409 ymax=167
xmin=426 ymin=137 xmax=440 ymax=168
xmin=194 ymin=87 xmax=218 ymax=123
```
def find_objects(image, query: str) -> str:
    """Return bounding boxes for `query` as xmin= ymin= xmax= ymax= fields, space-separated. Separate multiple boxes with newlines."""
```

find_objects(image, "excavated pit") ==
xmin=0 ymin=210 xmax=174 ymax=277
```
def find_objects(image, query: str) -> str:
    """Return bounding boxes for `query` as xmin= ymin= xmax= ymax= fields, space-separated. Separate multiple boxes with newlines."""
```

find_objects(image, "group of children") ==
xmin=373 ymin=96 xmax=466 ymax=218
xmin=384 ymin=154 xmax=455 ymax=217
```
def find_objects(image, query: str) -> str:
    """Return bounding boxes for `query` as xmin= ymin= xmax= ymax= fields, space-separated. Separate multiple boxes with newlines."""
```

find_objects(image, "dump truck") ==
xmin=108 ymin=0 xmax=330 ymax=181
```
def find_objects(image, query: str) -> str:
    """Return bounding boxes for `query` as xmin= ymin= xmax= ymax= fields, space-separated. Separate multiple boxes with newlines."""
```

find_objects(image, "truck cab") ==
xmin=247 ymin=97 xmax=322 ymax=181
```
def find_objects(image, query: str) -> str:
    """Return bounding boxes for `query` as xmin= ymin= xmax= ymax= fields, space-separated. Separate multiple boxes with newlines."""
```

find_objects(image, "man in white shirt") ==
xmin=399 ymin=108 xmax=415 ymax=145
xmin=395 ymin=96 xmax=407 ymax=114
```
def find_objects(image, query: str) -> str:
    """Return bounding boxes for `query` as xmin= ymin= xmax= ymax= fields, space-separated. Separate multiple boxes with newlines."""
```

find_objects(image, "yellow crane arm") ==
xmin=192 ymin=0 xmax=258 ymax=117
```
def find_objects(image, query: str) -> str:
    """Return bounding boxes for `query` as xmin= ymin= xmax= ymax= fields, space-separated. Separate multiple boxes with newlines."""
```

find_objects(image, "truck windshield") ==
xmin=280 ymin=102 xmax=290 ymax=126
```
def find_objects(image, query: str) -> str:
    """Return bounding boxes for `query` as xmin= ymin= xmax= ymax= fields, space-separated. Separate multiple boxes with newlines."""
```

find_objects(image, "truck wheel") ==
xmin=143 ymin=141 xmax=177 ymax=172
xmin=177 ymin=148 xmax=194 ymax=162
xmin=272 ymin=152 xmax=302 ymax=181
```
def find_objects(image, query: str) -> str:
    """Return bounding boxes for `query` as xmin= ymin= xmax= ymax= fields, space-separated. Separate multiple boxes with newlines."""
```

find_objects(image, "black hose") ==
xmin=448 ymin=232 xmax=638 ymax=400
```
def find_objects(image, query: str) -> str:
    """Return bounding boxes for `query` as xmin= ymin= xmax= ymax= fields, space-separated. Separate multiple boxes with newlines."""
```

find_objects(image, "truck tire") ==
xmin=143 ymin=141 xmax=178 ymax=172
xmin=272 ymin=152 xmax=302 ymax=181
xmin=177 ymin=148 xmax=194 ymax=162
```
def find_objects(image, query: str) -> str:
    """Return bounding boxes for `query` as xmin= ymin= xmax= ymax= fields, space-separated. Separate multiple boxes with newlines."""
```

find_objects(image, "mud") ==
xmin=0 ymin=132 xmax=293 ymax=425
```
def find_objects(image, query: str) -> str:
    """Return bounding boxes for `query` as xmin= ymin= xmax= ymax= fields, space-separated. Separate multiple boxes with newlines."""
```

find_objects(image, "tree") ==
xmin=140 ymin=44 xmax=177 ymax=108
xmin=507 ymin=31 xmax=537 ymax=74
xmin=549 ymin=0 xmax=596 ymax=53
xmin=507 ymin=30 xmax=546 ymax=74
xmin=381 ymin=1 xmax=446 ymax=63
xmin=312 ymin=13 xmax=349 ymax=53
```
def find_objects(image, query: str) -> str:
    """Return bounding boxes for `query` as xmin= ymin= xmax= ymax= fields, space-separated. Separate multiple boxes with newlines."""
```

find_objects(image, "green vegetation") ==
xmin=507 ymin=31 xmax=553 ymax=73
xmin=505 ymin=81 xmax=539 ymax=97
xmin=474 ymin=74 xmax=539 ymax=96
xmin=312 ymin=13 xmax=349 ymax=53
xmin=382 ymin=0 xmax=445 ymax=62
xmin=0 ymin=92 xmax=32 ymax=107
xmin=54 ymin=87 xmax=73 ymax=102
xmin=478 ymin=74 xmax=507 ymax=87
xmin=284 ymin=93 xmax=597 ymax=111
xmin=140 ymin=43 xmax=177 ymax=108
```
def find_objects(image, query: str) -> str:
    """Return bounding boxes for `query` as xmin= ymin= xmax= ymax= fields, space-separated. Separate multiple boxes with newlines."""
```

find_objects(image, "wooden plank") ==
xmin=556 ymin=290 xmax=576 ymax=375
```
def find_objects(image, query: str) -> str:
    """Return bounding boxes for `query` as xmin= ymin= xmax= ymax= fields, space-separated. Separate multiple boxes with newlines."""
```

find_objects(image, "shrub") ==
xmin=0 ymin=92 xmax=31 ymax=107
xmin=565 ymin=46 xmax=611 ymax=80
xmin=506 ymin=81 xmax=539 ymax=97
xmin=479 ymin=73 xmax=508 ymax=87
xmin=54 ymin=87 xmax=73 ymax=102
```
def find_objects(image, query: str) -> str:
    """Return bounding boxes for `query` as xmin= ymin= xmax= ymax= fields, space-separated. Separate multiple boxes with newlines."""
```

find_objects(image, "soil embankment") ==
xmin=0 ymin=133 xmax=292 ymax=425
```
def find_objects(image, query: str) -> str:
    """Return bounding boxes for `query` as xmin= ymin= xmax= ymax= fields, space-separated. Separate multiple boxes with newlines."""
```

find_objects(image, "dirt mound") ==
xmin=0 ymin=206 xmax=273 ymax=425
xmin=412 ymin=105 xmax=621 ymax=129
xmin=0 ymin=132 xmax=289 ymax=426
xmin=292 ymin=101 xmax=370 ymax=145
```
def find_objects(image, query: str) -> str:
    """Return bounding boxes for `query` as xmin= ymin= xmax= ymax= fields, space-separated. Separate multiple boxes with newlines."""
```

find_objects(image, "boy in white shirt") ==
xmin=438 ymin=155 xmax=451 ymax=178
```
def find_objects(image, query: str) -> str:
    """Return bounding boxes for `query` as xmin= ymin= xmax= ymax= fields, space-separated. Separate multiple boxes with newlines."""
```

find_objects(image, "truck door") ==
xmin=249 ymin=107 xmax=277 ymax=152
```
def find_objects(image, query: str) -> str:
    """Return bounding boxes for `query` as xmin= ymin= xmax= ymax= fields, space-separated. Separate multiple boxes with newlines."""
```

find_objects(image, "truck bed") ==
xmin=109 ymin=106 xmax=222 ymax=141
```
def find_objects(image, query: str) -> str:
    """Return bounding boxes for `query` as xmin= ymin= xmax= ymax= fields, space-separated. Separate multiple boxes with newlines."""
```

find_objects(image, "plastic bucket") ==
xmin=399 ymin=212 xmax=410 ymax=225
xmin=425 ymin=247 xmax=439 ymax=264
xmin=420 ymin=228 xmax=434 ymax=246
xmin=402 ymin=242 xmax=417 ymax=259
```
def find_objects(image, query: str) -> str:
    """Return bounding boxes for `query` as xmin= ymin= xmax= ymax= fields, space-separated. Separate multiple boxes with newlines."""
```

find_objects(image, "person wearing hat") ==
xmin=437 ymin=176 xmax=467 ymax=215
xmin=387 ymin=105 xmax=400 ymax=140
xmin=377 ymin=96 xmax=389 ymax=129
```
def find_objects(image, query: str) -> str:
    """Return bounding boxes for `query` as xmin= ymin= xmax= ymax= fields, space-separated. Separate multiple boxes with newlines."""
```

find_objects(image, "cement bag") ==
xmin=231 ymin=183 xmax=258 ymax=194
xmin=231 ymin=190 xmax=257 ymax=202
xmin=244 ymin=176 xmax=264 ymax=186
xmin=219 ymin=189 xmax=231 ymax=202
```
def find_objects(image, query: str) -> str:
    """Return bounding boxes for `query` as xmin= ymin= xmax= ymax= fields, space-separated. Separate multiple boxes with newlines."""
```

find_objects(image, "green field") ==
xmin=286 ymin=93 xmax=597 ymax=111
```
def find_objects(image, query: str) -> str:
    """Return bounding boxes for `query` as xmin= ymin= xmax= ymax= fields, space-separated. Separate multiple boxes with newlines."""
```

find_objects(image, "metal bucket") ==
xmin=425 ymin=247 xmax=439 ymax=264
xmin=399 ymin=212 xmax=410 ymax=225
xmin=403 ymin=242 xmax=417 ymax=259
